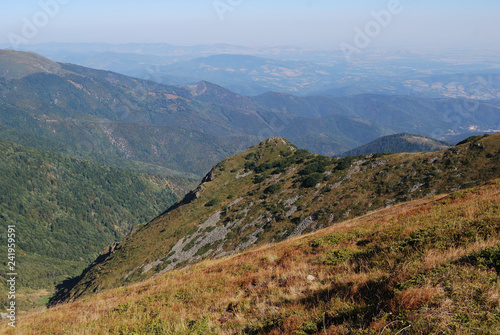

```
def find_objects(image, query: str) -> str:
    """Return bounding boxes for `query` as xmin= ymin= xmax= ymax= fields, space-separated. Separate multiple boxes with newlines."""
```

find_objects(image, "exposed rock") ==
xmin=235 ymin=226 xmax=265 ymax=252
xmin=289 ymin=214 xmax=318 ymax=238
xmin=386 ymin=198 xmax=396 ymax=207
xmin=371 ymin=160 xmax=389 ymax=168
xmin=100 ymin=242 xmax=120 ymax=256
xmin=410 ymin=182 xmax=425 ymax=193
xmin=124 ymin=264 xmax=143 ymax=280
xmin=285 ymin=166 xmax=298 ymax=177
xmin=236 ymin=170 xmax=253 ymax=179
xmin=202 ymin=169 xmax=215 ymax=183
xmin=284 ymin=195 xmax=301 ymax=207
xmin=228 ymin=197 xmax=244 ymax=207
xmin=142 ymin=260 xmax=162 ymax=274
xmin=426 ymin=189 xmax=438 ymax=197
xmin=266 ymin=173 xmax=282 ymax=185
xmin=285 ymin=206 xmax=298 ymax=218
xmin=262 ymin=137 xmax=289 ymax=146
xmin=346 ymin=161 xmax=364 ymax=179
xmin=331 ymin=181 xmax=342 ymax=189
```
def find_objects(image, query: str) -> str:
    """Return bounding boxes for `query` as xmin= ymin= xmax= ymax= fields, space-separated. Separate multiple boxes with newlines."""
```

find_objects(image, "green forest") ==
xmin=0 ymin=140 xmax=196 ymax=308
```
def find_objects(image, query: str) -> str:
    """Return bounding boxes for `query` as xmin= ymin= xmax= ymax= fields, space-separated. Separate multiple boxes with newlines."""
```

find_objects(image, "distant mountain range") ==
xmin=1 ymin=49 xmax=498 ymax=178
xmin=0 ymin=50 xmax=260 ymax=176
xmin=250 ymin=92 xmax=500 ymax=139
xmin=341 ymin=133 xmax=450 ymax=156
xmin=14 ymin=43 xmax=499 ymax=100
xmin=161 ymin=54 xmax=337 ymax=96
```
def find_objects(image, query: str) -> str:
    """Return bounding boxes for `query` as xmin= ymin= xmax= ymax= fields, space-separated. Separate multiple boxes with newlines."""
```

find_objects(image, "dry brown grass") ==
xmin=422 ymin=238 xmax=500 ymax=271
xmin=1 ymin=180 xmax=499 ymax=334
xmin=389 ymin=286 xmax=444 ymax=313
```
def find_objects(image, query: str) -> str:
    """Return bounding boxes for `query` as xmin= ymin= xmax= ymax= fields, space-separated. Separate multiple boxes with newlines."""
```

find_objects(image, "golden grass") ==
xmin=2 ymin=180 xmax=499 ymax=334
xmin=389 ymin=286 xmax=444 ymax=313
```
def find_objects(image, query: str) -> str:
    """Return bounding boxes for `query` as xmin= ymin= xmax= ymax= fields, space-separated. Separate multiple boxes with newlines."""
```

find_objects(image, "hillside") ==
xmin=51 ymin=134 xmax=500 ymax=305
xmin=341 ymin=133 xmax=450 ymax=156
xmin=0 ymin=125 xmax=199 ymax=178
xmin=0 ymin=49 xmax=256 ymax=176
xmin=0 ymin=141 xmax=197 ymax=309
xmin=0 ymin=49 xmax=62 ymax=79
xmin=4 ymin=179 xmax=500 ymax=334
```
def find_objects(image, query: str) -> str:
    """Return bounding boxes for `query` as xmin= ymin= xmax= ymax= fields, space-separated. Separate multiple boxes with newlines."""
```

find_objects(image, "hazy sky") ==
xmin=1 ymin=0 xmax=499 ymax=50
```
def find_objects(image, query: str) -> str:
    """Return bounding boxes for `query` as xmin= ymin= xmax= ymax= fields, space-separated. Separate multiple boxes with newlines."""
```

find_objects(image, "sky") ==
xmin=1 ymin=0 xmax=499 ymax=50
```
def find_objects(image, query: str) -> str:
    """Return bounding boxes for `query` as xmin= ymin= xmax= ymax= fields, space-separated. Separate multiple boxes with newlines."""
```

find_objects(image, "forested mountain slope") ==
xmin=0 ymin=140 xmax=197 ymax=308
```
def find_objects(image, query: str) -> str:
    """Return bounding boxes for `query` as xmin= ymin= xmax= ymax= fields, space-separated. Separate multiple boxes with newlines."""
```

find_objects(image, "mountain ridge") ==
xmin=0 ymin=49 xmax=63 ymax=79
xmin=50 ymin=133 xmax=500 ymax=305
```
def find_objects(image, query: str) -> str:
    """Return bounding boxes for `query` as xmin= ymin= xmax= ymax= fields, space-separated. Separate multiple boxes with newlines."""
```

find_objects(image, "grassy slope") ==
xmin=0 ymin=140 xmax=197 ymax=308
xmin=53 ymin=134 xmax=500 ymax=304
xmin=3 ymin=179 xmax=499 ymax=334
